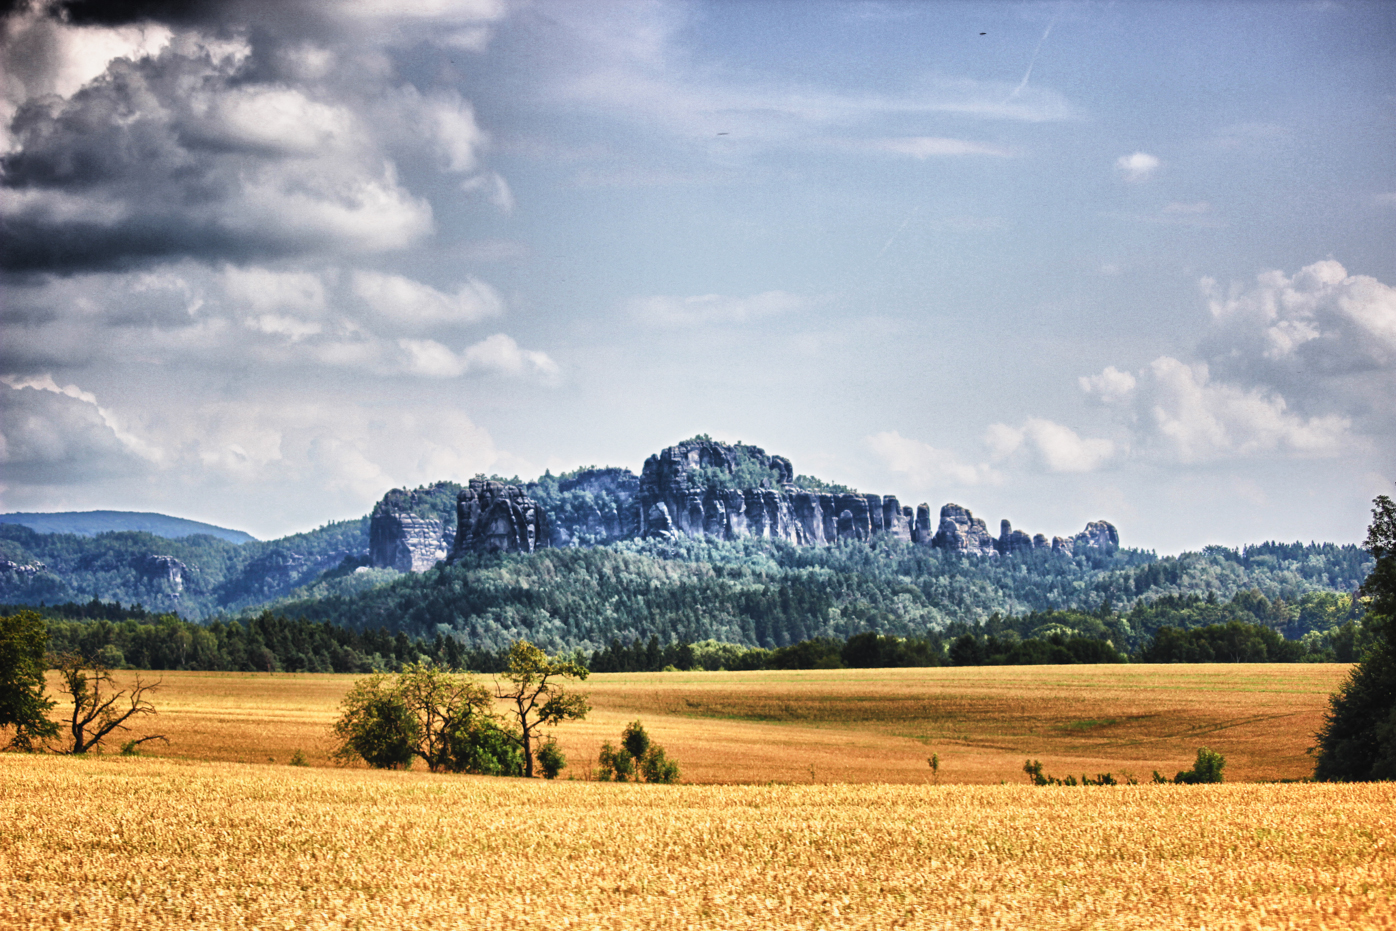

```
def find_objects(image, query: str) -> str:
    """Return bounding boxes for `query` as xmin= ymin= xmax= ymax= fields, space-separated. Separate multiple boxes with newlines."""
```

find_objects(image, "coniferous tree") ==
xmin=1314 ymin=494 xmax=1396 ymax=781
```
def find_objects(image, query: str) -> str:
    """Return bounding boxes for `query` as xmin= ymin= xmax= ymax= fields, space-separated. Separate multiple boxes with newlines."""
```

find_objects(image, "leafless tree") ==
xmin=52 ymin=653 xmax=165 ymax=754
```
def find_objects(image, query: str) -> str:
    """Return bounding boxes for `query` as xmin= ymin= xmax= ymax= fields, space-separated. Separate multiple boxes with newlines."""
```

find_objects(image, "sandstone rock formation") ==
xmin=368 ymin=438 xmax=1121 ymax=569
xmin=931 ymin=504 xmax=998 ymax=555
xmin=450 ymin=479 xmax=550 ymax=558
xmin=141 ymin=554 xmax=188 ymax=591
xmin=369 ymin=483 xmax=457 ymax=571
xmin=548 ymin=467 xmax=641 ymax=544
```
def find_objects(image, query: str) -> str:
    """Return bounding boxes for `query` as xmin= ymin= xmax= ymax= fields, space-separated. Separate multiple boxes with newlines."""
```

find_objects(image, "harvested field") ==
xmin=2 ymin=755 xmax=1392 ymax=930
xmin=46 ymin=664 xmax=1350 ymax=784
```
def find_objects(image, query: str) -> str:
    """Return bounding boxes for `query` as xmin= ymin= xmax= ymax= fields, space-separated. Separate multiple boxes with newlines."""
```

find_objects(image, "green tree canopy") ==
xmin=496 ymin=641 xmax=589 ymax=778
xmin=0 ymin=610 xmax=59 ymax=751
xmin=1314 ymin=493 xmax=1396 ymax=781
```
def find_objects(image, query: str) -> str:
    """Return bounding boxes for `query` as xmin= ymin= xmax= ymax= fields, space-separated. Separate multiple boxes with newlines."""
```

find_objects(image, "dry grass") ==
xmin=46 ymin=664 xmax=1350 ymax=784
xmin=2 ymin=755 xmax=1392 ymax=930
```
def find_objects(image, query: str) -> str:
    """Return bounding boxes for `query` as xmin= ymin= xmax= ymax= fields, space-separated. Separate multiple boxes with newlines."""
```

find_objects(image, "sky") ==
xmin=1 ymin=0 xmax=1393 ymax=553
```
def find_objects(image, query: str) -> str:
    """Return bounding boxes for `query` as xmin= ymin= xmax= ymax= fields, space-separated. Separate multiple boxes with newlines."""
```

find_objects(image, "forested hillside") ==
xmin=0 ymin=519 xmax=369 ymax=618
xmin=268 ymin=536 xmax=1369 ymax=655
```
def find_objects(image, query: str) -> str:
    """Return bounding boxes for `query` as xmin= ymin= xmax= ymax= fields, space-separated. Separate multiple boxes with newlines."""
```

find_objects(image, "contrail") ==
xmin=1004 ymin=8 xmax=1061 ymax=103
xmin=876 ymin=206 xmax=919 ymax=261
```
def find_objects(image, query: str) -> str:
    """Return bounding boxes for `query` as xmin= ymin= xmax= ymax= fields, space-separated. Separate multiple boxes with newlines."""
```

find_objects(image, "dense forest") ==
xmin=6 ymin=577 xmax=1370 ymax=676
xmin=266 ymin=536 xmax=1368 ymax=655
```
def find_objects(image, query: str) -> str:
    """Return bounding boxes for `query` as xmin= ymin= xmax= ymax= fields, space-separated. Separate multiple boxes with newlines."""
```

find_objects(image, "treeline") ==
xmin=8 ymin=584 xmax=1371 ymax=676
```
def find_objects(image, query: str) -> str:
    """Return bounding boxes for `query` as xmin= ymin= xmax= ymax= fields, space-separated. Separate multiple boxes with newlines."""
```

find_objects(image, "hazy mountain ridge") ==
xmin=0 ymin=511 xmax=257 ymax=544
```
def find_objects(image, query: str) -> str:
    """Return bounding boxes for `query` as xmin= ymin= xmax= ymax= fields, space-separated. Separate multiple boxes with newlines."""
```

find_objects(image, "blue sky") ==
xmin=1 ymin=0 xmax=1393 ymax=552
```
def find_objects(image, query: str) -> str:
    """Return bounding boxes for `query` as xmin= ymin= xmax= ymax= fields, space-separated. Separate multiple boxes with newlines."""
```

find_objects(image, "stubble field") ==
xmin=8 ymin=663 xmax=1390 ymax=930
xmin=52 ymin=663 xmax=1351 ymax=784
xmin=2 ymin=756 xmax=1392 ymax=930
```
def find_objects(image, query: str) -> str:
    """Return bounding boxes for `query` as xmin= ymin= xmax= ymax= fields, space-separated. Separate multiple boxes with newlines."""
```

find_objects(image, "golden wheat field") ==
xmin=2 ymin=755 xmax=1393 ymax=931
xmin=52 ymin=663 xmax=1351 ymax=784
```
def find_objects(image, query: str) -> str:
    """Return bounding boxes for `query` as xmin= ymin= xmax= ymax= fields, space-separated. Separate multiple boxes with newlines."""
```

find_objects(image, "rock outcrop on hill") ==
xmin=369 ymin=437 xmax=1119 ymax=569
xmin=449 ymin=479 xmax=550 ymax=559
xmin=141 ymin=554 xmax=188 ymax=591
xmin=369 ymin=483 xmax=457 ymax=571
xmin=549 ymin=467 xmax=641 ymax=544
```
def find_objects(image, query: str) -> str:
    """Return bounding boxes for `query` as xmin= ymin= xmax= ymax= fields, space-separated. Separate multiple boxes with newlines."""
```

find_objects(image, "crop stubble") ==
xmin=1 ymin=756 xmax=1392 ymax=930
xmin=53 ymin=664 xmax=1350 ymax=784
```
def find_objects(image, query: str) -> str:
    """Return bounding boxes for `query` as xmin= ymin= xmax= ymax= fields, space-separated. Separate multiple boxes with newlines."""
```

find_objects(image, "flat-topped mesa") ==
xmin=450 ymin=479 xmax=550 ymax=558
xmin=369 ymin=483 xmax=456 ymax=571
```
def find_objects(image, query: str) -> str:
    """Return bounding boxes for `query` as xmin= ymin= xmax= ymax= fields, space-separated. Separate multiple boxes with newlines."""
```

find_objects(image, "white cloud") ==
xmin=984 ymin=419 xmax=1116 ymax=473
xmin=631 ymin=291 xmax=809 ymax=327
xmin=1081 ymin=357 xmax=1351 ymax=463
xmin=0 ymin=376 xmax=162 ymax=484
xmin=1079 ymin=366 xmax=1137 ymax=404
xmin=397 ymin=334 xmax=559 ymax=381
xmin=222 ymin=266 xmax=327 ymax=316
xmin=873 ymin=137 xmax=1015 ymax=158
xmin=353 ymin=271 xmax=503 ymax=327
xmin=1204 ymin=259 xmax=1396 ymax=374
xmin=867 ymin=431 xmax=999 ymax=488
xmin=1116 ymin=151 xmax=1160 ymax=181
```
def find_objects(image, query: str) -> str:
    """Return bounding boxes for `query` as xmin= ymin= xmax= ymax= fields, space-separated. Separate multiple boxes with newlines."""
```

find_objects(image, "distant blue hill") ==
xmin=0 ymin=511 xmax=257 ymax=544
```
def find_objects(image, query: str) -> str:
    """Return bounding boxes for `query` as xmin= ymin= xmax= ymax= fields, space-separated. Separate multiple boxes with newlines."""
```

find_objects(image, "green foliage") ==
xmin=1314 ymin=493 xmax=1396 ymax=781
xmin=289 ymin=748 xmax=308 ymax=767
xmin=792 ymin=474 xmax=858 ymax=495
xmin=497 ymin=641 xmax=590 ymax=778
xmin=536 ymin=737 xmax=565 ymax=779
xmin=598 ymin=721 xmax=679 ymax=783
xmin=0 ymin=517 xmax=372 ymax=619
xmin=331 ymin=674 xmax=419 ymax=769
xmin=1174 ymin=747 xmax=1226 ymax=784
xmin=331 ymin=665 xmax=523 ymax=774
xmin=0 ymin=610 xmax=59 ymax=751
xmin=1024 ymin=759 xmax=1130 ymax=786
xmin=1139 ymin=621 xmax=1304 ymax=663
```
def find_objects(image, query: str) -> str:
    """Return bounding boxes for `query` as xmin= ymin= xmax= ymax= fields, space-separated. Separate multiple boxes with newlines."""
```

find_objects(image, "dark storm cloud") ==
xmin=0 ymin=31 xmax=436 ymax=273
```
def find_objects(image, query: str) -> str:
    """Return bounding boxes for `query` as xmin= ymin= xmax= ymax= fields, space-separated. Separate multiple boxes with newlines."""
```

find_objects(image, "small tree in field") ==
xmin=53 ymin=653 xmax=164 ymax=755
xmin=332 ymin=664 xmax=522 ymax=774
xmin=496 ymin=641 xmax=589 ymax=778
xmin=1 ymin=610 xmax=59 ymax=752
xmin=597 ymin=720 xmax=680 ymax=783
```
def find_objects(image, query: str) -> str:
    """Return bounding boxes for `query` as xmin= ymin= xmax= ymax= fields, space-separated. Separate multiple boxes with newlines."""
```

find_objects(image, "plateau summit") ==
xmin=370 ymin=437 xmax=1118 ymax=571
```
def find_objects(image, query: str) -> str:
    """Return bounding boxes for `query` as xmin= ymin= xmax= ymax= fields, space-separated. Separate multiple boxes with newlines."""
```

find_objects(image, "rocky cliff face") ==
xmin=369 ymin=483 xmax=457 ymax=571
xmin=450 ymin=479 xmax=550 ymax=559
xmin=547 ymin=467 xmax=641 ymax=545
xmin=369 ymin=438 xmax=1119 ymax=569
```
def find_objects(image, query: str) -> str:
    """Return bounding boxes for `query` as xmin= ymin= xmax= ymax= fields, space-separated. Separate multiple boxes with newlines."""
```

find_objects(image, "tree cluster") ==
xmin=597 ymin=721 xmax=679 ymax=783
xmin=331 ymin=641 xmax=589 ymax=779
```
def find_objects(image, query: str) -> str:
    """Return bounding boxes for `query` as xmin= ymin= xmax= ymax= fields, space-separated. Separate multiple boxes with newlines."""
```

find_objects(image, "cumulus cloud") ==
xmin=0 ymin=0 xmax=514 ymax=274
xmin=1115 ymin=151 xmax=1159 ymax=181
xmin=398 ymin=334 xmax=560 ymax=381
xmin=1082 ymin=356 xmax=1352 ymax=462
xmin=631 ymin=291 xmax=809 ymax=327
xmin=985 ymin=419 xmax=1116 ymax=473
xmin=1202 ymin=259 xmax=1396 ymax=376
xmin=0 ymin=376 xmax=160 ymax=483
xmin=867 ymin=431 xmax=999 ymax=489
xmin=353 ymin=271 xmax=503 ymax=327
